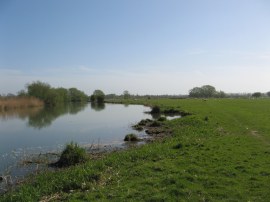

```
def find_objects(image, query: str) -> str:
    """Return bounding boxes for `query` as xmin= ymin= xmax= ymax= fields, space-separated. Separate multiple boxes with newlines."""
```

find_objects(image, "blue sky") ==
xmin=1 ymin=0 xmax=270 ymax=95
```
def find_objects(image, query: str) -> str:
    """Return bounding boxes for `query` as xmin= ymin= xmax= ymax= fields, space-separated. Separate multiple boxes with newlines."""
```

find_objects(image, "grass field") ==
xmin=1 ymin=98 xmax=270 ymax=201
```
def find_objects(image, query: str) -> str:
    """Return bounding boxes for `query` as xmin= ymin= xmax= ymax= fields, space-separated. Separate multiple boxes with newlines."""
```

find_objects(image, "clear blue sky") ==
xmin=1 ymin=0 xmax=270 ymax=95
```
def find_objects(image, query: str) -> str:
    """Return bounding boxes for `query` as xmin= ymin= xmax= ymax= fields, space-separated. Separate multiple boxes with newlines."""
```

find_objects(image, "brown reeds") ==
xmin=0 ymin=97 xmax=44 ymax=111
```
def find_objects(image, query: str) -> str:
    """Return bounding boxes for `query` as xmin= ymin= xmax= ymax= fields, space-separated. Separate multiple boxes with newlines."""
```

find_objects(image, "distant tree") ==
xmin=17 ymin=90 xmax=28 ymax=97
xmin=215 ymin=91 xmax=226 ymax=98
xmin=123 ymin=90 xmax=131 ymax=99
xmin=55 ymin=88 xmax=69 ymax=103
xmin=91 ymin=90 xmax=105 ymax=103
xmin=105 ymin=94 xmax=117 ymax=99
xmin=90 ymin=95 xmax=95 ymax=102
xmin=69 ymin=88 xmax=88 ymax=102
xmin=201 ymin=85 xmax=216 ymax=98
xmin=189 ymin=87 xmax=203 ymax=98
xmin=189 ymin=85 xmax=221 ymax=98
xmin=252 ymin=92 xmax=262 ymax=98
xmin=267 ymin=92 xmax=270 ymax=97
xmin=27 ymin=81 xmax=51 ymax=101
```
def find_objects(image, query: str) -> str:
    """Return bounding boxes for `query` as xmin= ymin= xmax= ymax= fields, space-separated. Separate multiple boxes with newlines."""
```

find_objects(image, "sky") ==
xmin=1 ymin=0 xmax=270 ymax=95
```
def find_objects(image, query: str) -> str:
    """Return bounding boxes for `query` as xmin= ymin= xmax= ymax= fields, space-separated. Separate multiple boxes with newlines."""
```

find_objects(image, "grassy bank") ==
xmin=0 ymin=97 xmax=44 ymax=111
xmin=1 ymin=98 xmax=270 ymax=201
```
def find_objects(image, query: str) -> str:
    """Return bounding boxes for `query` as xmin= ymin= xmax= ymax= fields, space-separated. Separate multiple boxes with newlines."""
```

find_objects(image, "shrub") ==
xmin=124 ymin=134 xmax=140 ymax=141
xmin=151 ymin=106 xmax=160 ymax=114
xmin=55 ymin=142 xmax=88 ymax=167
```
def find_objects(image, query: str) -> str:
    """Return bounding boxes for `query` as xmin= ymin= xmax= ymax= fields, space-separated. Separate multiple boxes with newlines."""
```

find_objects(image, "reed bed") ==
xmin=0 ymin=97 xmax=44 ymax=111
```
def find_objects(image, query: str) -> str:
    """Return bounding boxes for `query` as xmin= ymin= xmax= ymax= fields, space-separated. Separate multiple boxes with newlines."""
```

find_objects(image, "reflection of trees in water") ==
xmin=28 ymin=103 xmax=87 ymax=129
xmin=0 ymin=107 xmax=42 ymax=121
xmin=69 ymin=103 xmax=88 ymax=115
xmin=90 ymin=102 xmax=105 ymax=111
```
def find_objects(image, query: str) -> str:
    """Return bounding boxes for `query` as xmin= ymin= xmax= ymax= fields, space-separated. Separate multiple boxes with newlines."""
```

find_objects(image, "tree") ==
xmin=189 ymin=87 xmax=202 ymax=98
xmin=215 ymin=91 xmax=226 ymax=98
xmin=91 ymin=90 xmax=105 ymax=103
xmin=189 ymin=85 xmax=220 ymax=98
xmin=267 ymin=92 xmax=270 ymax=97
xmin=27 ymin=81 xmax=51 ymax=101
xmin=252 ymin=92 xmax=262 ymax=98
xmin=25 ymin=81 xmax=88 ymax=105
xmin=17 ymin=90 xmax=27 ymax=97
xmin=201 ymin=85 xmax=216 ymax=98
xmin=68 ymin=88 xmax=88 ymax=102
xmin=123 ymin=90 xmax=130 ymax=99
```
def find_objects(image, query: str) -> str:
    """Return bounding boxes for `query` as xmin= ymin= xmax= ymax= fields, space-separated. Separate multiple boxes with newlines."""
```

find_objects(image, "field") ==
xmin=1 ymin=98 xmax=270 ymax=201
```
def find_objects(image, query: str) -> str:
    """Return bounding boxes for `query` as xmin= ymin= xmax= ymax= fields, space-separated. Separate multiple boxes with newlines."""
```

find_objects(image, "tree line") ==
xmin=17 ymin=81 xmax=89 ymax=106
xmin=189 ymin=85 xmax=270 ymax=99
xmin=2 ymin=82 xmax=270 ymax=103
xmin=17 ymin=81 xmax=108 ymax=106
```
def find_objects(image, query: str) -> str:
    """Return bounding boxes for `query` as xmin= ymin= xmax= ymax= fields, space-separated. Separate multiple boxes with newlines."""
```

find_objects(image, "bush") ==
xmin=151 ymin=106 xmax=161 ymax=114
xmin=55 ymin=142 xmax=88 ymax=167
xmin=124 ymin=134 xmax=140 ymax=141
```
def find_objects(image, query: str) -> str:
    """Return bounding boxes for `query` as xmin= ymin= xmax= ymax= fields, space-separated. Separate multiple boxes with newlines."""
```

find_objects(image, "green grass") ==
xmin=1 ymin=98 xmax=270 ymax=201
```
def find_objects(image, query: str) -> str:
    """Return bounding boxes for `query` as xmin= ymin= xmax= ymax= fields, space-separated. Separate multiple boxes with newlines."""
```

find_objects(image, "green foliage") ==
xmin=17 ymin=90 xmax=27 ymax=97
xmin=2 ymin=99 xmax=270 ymax=201
xmin=27 ymin=81 xmax=51 ymax=101
xmin=123 ymin=90 xmax=130 ymax=99
xmin=25 ymin=81 xmax=88 ymax=105
xmin=69 ymin=88 xmax=88 ymax=102
xmin=124 ymin=133 xmax=139 ymax=141
xmin=151 ymin=106 xmax=161 ymax=114
xmin=55 ymin=142 xmax=88 ymax=167
xmin=91 ymin=90 xmax=105 ymax=103
xmin=252 ymin=92 xmax=262 ymax=98
xmin=189 ymin=85 xmax=226 ymax=98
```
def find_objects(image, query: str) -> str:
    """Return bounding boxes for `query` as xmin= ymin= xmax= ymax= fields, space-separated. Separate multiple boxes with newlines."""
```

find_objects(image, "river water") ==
xmin=0 ymin=103 xmax=151 ymax=190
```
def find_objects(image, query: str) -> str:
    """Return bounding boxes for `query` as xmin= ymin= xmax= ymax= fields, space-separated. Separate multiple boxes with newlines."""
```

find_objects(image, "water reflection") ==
xmin=0 ymin=107 xmax=43 ymax=121
xmin=28 ymin=103 xmax=88 ymax=129
xmin=0 ymin=103 xmax=152 ymax=188
xmin=90 ymin=102 xmax=105 ymax=111
xmin=0 ymin=103 xmax=88 ymax=129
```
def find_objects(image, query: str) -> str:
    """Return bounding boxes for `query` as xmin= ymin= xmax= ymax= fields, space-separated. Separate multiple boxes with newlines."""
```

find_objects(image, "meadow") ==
xmin=1 ymin=98 xmax=270 ymax=201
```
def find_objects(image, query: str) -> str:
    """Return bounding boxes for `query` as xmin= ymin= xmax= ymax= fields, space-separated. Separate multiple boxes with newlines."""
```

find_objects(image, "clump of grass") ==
xmin=149 ymin=121 xmax=162 ymax=127
xmin=158 ymin=116 xmax=167 ymax=121
xmin=163 ymin=108 xmax=180 ymax=114
xmin=173 ymin=143 xmax=183 ymax=149
xmin=54 ymin=142 xmax=88 ymax=167
xmin=151 ymin=106 xmax=160 ymax=114
xmin=124 ymin=133 xmax=140 ymax=141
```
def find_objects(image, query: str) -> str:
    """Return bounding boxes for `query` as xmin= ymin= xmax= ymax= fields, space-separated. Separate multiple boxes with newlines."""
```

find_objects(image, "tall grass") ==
xmin=0 ymin=97 xmax=44 ymax=111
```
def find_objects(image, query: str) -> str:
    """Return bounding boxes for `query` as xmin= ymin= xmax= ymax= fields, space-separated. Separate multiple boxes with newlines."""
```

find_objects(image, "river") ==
xmin=0 ymin=103 xmax=152 ymax=191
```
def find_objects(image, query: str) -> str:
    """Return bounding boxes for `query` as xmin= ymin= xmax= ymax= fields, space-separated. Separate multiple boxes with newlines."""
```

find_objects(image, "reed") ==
xmin=0 ymin=97 xmax=44 ymax=111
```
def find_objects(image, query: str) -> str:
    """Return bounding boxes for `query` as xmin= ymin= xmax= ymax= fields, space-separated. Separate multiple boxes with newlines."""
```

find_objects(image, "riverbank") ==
xmin=0 ymin=97 xmax=44 ymax=111
xmin=1 ymin=98 xmax=270 ymax=201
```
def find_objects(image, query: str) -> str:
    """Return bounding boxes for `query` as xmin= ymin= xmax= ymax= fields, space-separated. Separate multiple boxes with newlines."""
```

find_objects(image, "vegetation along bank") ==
xmin=1 ymin=98 xmax=270 ymax=201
